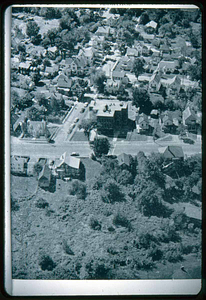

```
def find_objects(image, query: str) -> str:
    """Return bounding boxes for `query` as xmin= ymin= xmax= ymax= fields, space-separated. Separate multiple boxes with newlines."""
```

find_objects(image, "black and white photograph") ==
xmin=5 ymin=3 xmax=202 ymax=296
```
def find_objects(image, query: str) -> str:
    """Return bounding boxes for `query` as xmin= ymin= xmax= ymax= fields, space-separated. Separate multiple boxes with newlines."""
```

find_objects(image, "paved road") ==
xmin=54 ymin=102 xmax=86 ymax=143
xmin=10 ymin=137 xmax=201 ymax=159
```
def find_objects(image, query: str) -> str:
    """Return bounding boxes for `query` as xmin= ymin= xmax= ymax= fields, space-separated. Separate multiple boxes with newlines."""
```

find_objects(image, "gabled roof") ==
xmin=117 ymin=153 xmax=130 ymax=167
xmin=96 ymin=26 xmax=110 ymax=34
xmin=158 ymin=60 xmax=178 ymax=69
xmin=58 ymin=152 xmax=80 ymax=169
xmin=159 ymin=146 xmax=184 ymax=159
xmin=112 ymin=70 xmax=125 ymax=78
xmin=57 ymin=73 xmax=72 ymax=88
xmin=47 ymin=46 xmax=57 ymax=53
xmin=183 ymin=106 xmax=196 ymax=122
xmin=19 ymin=61 xmax=31 ymax=69
xmin=126 ymin=48 xmax=138 ymax=56
xmin=65 ymin=57 xmax=76 ymax=65
xmin=150 ymin=73 xmax=161 ymax=84
xmin=38 ymin=164 xmax=51 ymax=181
xmin=145 ymin=20 xmax=158 ymax=29
xmin=138 ymin=113 xmax=149 ymax=124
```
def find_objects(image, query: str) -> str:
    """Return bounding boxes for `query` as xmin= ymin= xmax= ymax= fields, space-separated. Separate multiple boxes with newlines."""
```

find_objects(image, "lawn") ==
xmin=81 ymin=157 xmax=102 ymax=182
xmin=126 ymin=132 xmax=148 ymax=141
xmin=70 ymin=131 xmax=88 ymax=142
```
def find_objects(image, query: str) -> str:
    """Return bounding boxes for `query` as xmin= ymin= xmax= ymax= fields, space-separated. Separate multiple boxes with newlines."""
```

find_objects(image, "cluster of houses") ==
xmin=11 ymin=152 xmax=85 ymax=189
xmin=136 ymin=105 xmax=200 ymax=135
xmin=11 ymin=10 xmax=201 ymax=142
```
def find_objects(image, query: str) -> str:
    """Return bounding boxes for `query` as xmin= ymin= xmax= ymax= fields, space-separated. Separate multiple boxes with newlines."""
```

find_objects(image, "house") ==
xmin=157 ymin=60 xmax=179 ymax=74
xmin=26 ymin=119 xmax=50 ymax=140
xmin=11 ymin=156 xmax=29 ymax=175
xmin=166 ymin=75 xmax=181 ymax=96
xmin=140 ymin=32 xmax=155 ymax=42
xmin=149 ymin=73 xmax=162 ymax=92
xmin=65 ymin=58 xmax=78 ymax=73
xmin=182 ymin=107 xmax=197 ymax=132
xmin=126 ymin=48 xmax=139 ymax=58
xmin=53 ymin=152 xmax=85 ymax=180
xmin=149 ymin=118 xmax=159 ymax=134
xmin=112 ymin=70 xmax=126 ymax=81
xmin=136 ymin=113 xmax=149 ymax=133
xmin=78 ymin=47 xmax=96 ymax=62
xmin=55 ymin=73 xmax=72 ymax=96
xmin=11 ymin=57 xmax=20 ymax=70
xmin=27 ymin=157 xmax=39 ymax=176
xmin=18 ymin=61 xmax=31 ymax=75
xmin=117 ymin=153 xmax=131 ymax=169
xmin=95 ymin=26 xmax=110 ymax=37
xmin=38 ymin=164 xmax=52 ymax=189
xmin=141 ymin=45 xmax=151 ymax=56
xmin=160 ymin=44 xmax=171 ymax=56
xmin=117 ymin=56 xmax=134 ymax=72
xmin=161 ymin=113 xmax=177 ymax=133
xmin=125 ymin=73 xmax=138 ymax=85
xmin=137 ymin=74 xmax=152 ymax=83
xmin=46 ymin=46 xmax=59 ymax=60
xmin=158 ymin=146 xmax=184 ymax=160
xmin=145 ymin=20 xmax=158 ymax=32
xmin=44 ymin=65 xmax=59 ymax=78
xmin=150 ymin=109 xmax=159 ymax=119
xmin=105 ymin=79 xmax=120 ymax=94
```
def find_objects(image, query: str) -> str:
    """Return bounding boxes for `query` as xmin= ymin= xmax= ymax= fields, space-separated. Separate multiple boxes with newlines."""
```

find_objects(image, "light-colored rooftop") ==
xmin=91 ymin=100 xmax=127 ymax=117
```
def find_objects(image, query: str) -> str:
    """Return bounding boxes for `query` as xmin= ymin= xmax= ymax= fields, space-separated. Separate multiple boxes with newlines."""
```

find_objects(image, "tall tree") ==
xmin=132 ymin=88 xmax=153 ymax=114
xmin=133 ymin=58 xmax=144 ymax=77
xmin=91 ymin=137 xmax=111 ymax=157
xmin=26 ymin=21 xmax=40 ymax=38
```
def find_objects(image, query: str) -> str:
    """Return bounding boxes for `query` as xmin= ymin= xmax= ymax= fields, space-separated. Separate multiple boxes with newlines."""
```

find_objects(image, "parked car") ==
xmin=74 ymin=117 xmax=79 ymax=123
xmin=80 ymin=108 xmax=85 ymax=113
xmin=182 ymin=137 xmax=195 ymax=144
xmin=71 ymin=152 xmax=80 ymax=156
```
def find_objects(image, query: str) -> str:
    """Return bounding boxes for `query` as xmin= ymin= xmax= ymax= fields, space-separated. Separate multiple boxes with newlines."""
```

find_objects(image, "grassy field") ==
xmin=70 ymin=131 xmax=88 ymax=142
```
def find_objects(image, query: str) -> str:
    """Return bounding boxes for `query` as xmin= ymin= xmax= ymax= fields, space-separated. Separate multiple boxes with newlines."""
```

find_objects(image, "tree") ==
xmin=79 ymin=117 xmax=97 ymax=139
xmin=132 ymin=88 xmax=153 ymax=114
xmin=11 ymin=90 xmax=19 ymax=106
xmin=69 ymin=180 xmax=87 ymax=200
xmin=93 ymin=72 xmax=107 ymax=94
xmin=133 ymin=58 xmax=144 ymax=77
xmin=91 ymin=137 xmax=111 ymax=157
xmin=32 ymin=72 xmax=41 ymax=86
xmin=31 ymin=34 xmax=42 ymax=46
xmin=26 ymin=21 xmax=40 ymax=38
xmin=137 ymin=183 xmax=168 ymax=217
xmin=101 ymin=179 xmax=125 ymax=203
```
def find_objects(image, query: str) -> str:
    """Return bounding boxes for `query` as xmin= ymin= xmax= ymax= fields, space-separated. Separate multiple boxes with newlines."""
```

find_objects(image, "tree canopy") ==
xmin=91 ymin=137 xmax=111 ymax=157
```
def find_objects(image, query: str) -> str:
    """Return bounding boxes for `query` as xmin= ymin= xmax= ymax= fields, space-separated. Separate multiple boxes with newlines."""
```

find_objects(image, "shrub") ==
xmin=35 ymin=198 xmax=49 ymax=209
xmin=113 ymin=213 xmax=132 ymax=230
xmin=137 ymin=232 xmax=159 ymax=249
xmin=69 ymin=180 xmax=87 ymax=200
xmin=101 ymin=179 xmax=125 ymax=204
xmin=62 ymin=239 xmax=75 ymax=255
xmin=107 ymin=247 xmax=118 ymax=255
xmin=11 ymin=197 xmax=20 ymax=212
xmin=89 ymin=217 xmax=101 ymax=231
xmin=85 ymin=258 xmax=111 ymax=279
xmin=163 ymin=243 xmax=183 ymax=263
xmin=39 ymin=255 xmax=56 ymax=271
xmin=147 ymin=243 xmax=163 ymax=261
xmin=108 ymin=226 xmax=115 ymax=232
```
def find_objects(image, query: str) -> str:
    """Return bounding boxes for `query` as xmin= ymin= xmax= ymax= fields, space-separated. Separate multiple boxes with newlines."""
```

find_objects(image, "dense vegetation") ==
xmin=11 ymin=152 xmax=202 ymax=279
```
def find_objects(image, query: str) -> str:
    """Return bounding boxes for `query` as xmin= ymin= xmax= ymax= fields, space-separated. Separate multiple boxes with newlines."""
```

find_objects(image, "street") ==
xmin=10 ymin=136 xmax=201 ymax=159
